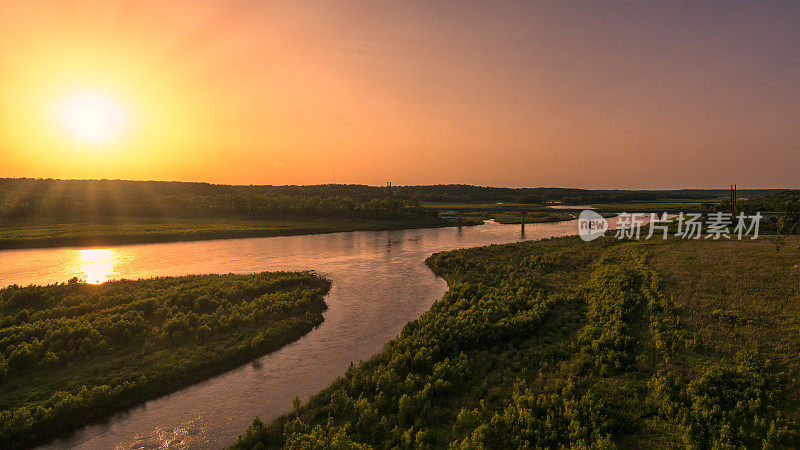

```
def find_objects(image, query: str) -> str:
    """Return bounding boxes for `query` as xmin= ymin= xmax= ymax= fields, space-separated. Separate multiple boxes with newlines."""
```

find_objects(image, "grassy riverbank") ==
xmin=0 ymin=272 xmax=330 ymax=448
xmin=590 ymin=200 xmax=713 ymax=211
xmin=0 ymin=217 xmax=465 ymax=250
xmin=492 ymin=211 xmax=574 ymax=224
xmin=232 ymin=235 xmax=800 ymax=448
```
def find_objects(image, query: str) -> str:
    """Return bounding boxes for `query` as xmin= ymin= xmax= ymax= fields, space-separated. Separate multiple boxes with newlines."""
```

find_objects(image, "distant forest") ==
xmin=0 ymin=178 xmax=787 ymax=221
xmin=0 ymin=179 xmax=415 ymax=221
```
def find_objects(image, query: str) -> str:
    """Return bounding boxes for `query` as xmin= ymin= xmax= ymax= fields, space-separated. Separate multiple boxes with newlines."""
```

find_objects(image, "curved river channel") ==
xmin=0 ymin=219 xmax=608 ymax=449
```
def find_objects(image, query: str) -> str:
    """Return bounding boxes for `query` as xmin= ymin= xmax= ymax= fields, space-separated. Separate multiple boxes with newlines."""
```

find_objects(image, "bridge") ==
xmin=411 ymin=206 xmax=729 ymax=235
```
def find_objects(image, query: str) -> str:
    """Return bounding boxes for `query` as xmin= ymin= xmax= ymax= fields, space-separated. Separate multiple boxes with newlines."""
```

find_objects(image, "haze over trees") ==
xmin=0 ymin=179 xmax=416 ymax=222
xmin=0 ymin=178 xmax=782 ymax=221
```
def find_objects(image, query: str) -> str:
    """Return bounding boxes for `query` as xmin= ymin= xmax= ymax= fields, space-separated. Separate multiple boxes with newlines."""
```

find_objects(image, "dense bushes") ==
xmin=735 ymin=190 xmax=800 ymax=234
xmin=232 ymin=236 xmax=800 ymax=449
xmin=0 ymin=272 xmax=330 ymax=447
xmin=648 ymin=354 xmax=797 ymax=447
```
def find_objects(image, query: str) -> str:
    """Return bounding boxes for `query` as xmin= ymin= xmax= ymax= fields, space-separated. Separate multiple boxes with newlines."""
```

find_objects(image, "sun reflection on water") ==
xmin=76 ymin=248 xmax=117 ymax=284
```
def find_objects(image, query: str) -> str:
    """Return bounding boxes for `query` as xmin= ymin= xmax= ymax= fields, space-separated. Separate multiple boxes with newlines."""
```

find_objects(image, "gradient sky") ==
xmin=1 ymin=1 xmax=799 ymax=188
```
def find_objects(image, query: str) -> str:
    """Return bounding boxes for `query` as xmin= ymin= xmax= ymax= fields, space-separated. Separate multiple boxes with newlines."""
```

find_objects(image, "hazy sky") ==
xmin=1 ymin=1 xmax=798 ymax=188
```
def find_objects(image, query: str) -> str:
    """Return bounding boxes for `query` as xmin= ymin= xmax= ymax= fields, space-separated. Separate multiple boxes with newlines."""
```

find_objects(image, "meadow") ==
xmin=491 ymin=211 xmax=575 ymax=224
xmin=418 ymin=202 xmax=545 ymax=209
xmin=0 ymin=217 xmax=456 ymax=250
xmin=590 ymin=201 xmax=714 ymax=211
xmin=0 ymin=272 xmax=330 ymax=447
xmin=232 ymin=234 xmax=800 ymax=448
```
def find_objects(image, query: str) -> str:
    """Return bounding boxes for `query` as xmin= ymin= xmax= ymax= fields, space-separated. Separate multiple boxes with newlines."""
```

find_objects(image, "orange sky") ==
xmin=1 ymin=1 xmax=798 ymax=188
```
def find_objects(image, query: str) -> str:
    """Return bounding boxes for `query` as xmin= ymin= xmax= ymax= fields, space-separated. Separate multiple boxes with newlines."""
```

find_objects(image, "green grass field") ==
xmin=420 ymin=202 xmax=545 ymax=209
xmin=0 ymin=217 xmax=458 ymax=249
xmin=591 ymin=201 xmax=715 ymax=211
xmin=491 ymin=211 xmax=575 ymax=224
xmin=232 ymin=235 xmax=800 ymax=448
xmin=0 ymin=272 xmax=330 ymax=447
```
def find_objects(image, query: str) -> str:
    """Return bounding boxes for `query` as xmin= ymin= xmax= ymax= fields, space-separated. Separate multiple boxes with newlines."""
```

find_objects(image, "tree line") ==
xmin=0 ymin=178 xmax=784 ymax=221
xmin=732 ymin=190 xmax=800 ymax=234
xmin=0 ymin=179 xmax=422 ymax=221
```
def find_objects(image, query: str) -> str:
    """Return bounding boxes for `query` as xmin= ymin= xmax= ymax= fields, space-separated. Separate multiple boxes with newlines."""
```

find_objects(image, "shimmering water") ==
xmin=0 ymin=219 xmax=596 ymax=449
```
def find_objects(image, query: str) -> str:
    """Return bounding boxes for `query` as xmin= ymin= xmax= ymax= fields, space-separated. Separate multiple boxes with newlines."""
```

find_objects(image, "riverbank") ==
xmin=0 ymin=272 xmax=330 ymax=448
xmin=491 ymin=211 xmax=574 ymax=224
xmin=233 ymin=235 xmax=800 ymax=448
xmin=0 ymin=217 xmax=480 ymax=250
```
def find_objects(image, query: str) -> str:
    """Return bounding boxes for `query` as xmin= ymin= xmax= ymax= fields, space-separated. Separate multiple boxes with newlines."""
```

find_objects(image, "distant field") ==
xmin=492 ymin=211 xmax=575 ymax=224
xmin=420 ymin=202 xmax=544 ymax=209
xmin=420 ymin=200 xmax=720 ymax=212
xmin=0 ymin=217 xmax=458 ymax=249
xmin=431 ymin=208 xmax=575 ymax=225
xmin=591 ymin=201 xmax=715 ymax=211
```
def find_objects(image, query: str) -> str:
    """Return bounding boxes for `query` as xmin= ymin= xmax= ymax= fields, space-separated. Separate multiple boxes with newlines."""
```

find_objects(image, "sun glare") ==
xmin=55 ymin=91 xmax=130 ymax=144
xmin=76 ymin=248 xmax=117 ymax=284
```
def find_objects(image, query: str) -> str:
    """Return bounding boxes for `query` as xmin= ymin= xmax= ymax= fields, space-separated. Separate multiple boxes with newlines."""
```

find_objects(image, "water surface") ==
xmin=0 ymin=219 xmax=591 ymax=449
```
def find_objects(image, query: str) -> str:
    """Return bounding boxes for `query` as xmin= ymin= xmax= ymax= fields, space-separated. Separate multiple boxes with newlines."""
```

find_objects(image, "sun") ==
xmin=54 ymin=91 xmax=130 ymax=144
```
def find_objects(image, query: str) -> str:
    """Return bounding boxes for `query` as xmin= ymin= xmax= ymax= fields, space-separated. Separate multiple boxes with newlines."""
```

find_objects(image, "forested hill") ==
xmin=0 ymin=178 xmax=783 ymax=220
xmin=0 ymin=179 xmax=415 ymax=221
xmin=232 ymin=235 xmax=800 ymax=448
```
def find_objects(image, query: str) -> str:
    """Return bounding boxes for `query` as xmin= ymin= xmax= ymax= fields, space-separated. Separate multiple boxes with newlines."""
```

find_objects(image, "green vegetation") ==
xmin=736 ymin=190 xmax=800 ymax=234
xmin=491 ymin=211 xmax=574 ymax=224
xmin=419 ymin=202 xmax=544 ymax=210
xmin=405 ymin=185 xmax=775 ymax=205
xmin=433 ymin=209 xmax=573 ymax=226
xmin=1 ymin=178 xmax=788 ymax=248
xmin=591 ymin=201 xmax=712 ymax=211
xmin=733 ymin=189 xmax=800 ymax=214
xmin=0 ymin=272 xmax=330 ymax=447
xmin=232 ymin=235 xmax=800 ymax=448
xmin=0 ymin=179 xmax=492 ymax=249
xmin=0 ymin=179 xmax=425 ymax=221
xmin=0 ymin=217 xmax=457 ymax=250
xmin=436 ymin=208 xmax=615 ymax=225
xmin=1 ymin=179 xmax=782 ymax=222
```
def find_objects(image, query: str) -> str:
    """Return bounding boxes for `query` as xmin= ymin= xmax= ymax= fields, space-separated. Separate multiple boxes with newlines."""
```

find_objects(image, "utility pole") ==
xmin=386 ymin=181 xmax=392 ymax=199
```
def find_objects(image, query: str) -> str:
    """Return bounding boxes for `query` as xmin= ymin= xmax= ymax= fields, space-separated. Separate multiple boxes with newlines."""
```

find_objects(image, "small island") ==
xmin=0 ymin=271 xmax=330 ymax=447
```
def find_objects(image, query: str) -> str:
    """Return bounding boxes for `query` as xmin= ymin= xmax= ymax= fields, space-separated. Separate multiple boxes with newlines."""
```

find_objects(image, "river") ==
xmin=0 ymin=219 xmax=600 ymax=449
